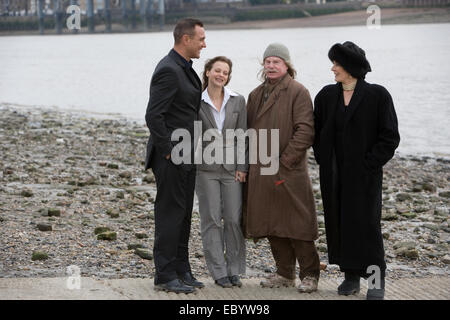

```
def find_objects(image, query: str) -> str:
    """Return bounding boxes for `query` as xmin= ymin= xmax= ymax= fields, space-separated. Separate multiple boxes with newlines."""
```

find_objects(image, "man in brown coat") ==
xmin=244 ymin=43 xmax=320 ymax=293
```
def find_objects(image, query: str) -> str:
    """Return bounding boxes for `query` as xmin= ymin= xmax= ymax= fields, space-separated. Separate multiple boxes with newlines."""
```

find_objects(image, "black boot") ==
xmin=337 ymin=272 xmax=360 ymax=296
xmin=366 ymin=277 xmax=385 ymax=300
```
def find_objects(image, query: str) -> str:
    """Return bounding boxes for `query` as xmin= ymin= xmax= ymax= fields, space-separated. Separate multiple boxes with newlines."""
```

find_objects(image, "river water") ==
xmin=1 ymin=23 xmax=449 ymax=157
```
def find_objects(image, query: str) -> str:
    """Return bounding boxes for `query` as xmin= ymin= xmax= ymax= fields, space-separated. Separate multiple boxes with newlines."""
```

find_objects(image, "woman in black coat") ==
xmin=313 ymin=41 xmax=400 ymax=300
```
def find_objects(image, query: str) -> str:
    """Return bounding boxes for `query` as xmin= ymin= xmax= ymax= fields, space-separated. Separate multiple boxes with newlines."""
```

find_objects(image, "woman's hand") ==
xmin=235 ymin=171 xmax=247 ymax=183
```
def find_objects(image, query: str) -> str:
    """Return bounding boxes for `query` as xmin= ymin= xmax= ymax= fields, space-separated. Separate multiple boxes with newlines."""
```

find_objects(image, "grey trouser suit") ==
xmin=196 ymin=168 xmax=246 ymax=279
xmin=195 ymin=90 xmax=248 ymax=280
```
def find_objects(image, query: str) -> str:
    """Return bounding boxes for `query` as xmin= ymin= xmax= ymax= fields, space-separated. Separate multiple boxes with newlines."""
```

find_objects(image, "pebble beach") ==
xmin=0 ymin=103 xmax=449 ymax=282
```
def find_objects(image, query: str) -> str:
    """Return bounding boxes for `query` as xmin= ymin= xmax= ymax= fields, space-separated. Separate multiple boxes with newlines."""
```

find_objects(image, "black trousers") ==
xmin=151 ymin=153 xmax=196 ymax=285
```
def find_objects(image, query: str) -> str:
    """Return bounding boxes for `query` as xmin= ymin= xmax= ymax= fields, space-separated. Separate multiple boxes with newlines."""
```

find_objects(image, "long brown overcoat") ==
xmin=243 ymin=75 xmax=318 ymax=241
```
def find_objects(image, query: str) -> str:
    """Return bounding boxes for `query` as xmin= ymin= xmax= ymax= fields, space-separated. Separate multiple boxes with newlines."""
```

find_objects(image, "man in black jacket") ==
xmin=145 ymin=18 xmax=206 ymax=294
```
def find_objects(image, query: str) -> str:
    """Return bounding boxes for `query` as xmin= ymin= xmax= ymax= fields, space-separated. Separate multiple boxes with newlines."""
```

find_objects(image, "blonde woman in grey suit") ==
xmin=195 ymin=56 xmax=248 ymax=288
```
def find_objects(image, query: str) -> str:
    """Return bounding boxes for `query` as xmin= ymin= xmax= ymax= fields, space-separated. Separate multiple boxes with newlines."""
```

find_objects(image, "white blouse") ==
xmin=201 ymin=87 xmax=238 ymax=132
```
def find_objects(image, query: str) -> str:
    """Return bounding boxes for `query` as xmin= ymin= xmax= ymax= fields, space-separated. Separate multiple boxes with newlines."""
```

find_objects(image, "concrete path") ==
xmin=0 ymin=276 xmax=448 ymax=300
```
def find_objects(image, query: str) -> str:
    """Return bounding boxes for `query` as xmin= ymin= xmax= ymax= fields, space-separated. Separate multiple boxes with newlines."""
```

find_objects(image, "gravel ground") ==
xmin=0 ymin=103 xmax=448 ymax=282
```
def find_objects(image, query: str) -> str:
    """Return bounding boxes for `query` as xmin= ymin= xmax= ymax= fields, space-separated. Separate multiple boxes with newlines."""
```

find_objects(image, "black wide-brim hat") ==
xmin=328 ymin=41 xmax=372 ymax=79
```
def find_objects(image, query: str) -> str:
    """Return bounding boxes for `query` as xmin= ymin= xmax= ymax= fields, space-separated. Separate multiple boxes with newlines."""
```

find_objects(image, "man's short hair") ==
xmin=173 ymin=18 xmax=204 ymax=44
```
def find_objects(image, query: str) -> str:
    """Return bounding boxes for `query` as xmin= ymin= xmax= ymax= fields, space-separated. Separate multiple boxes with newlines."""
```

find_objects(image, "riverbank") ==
xmin=0 ymin=103 xmax=448 ymax=282
xmin=208 ymin=7 xmax=450 ymax=30
xmin=1 ymin=7 xmax=449 ymax=36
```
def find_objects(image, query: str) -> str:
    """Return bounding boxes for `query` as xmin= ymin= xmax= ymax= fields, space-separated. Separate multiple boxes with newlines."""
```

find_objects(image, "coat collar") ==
xmin=256 ymin=74 xmax=292 ymax=120
xmin=168 ymin=49 xmax=201 ymax=90
xmin=339 ymin=79 xmax=367 ymax=127
xmin=169 ymin=48 xmax=192 ymax=69
xmin=222 ymin=90 xmax=239 ymax=131
xmin=200 ymin=101 xmax=217 ymax=129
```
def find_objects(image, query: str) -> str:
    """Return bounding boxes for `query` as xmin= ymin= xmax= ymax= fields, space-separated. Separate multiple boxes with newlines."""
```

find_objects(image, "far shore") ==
xmin=1 ymin=7 xmax=449 ymax=36
xmin=207 ymin=7 xmax=450 ymax=30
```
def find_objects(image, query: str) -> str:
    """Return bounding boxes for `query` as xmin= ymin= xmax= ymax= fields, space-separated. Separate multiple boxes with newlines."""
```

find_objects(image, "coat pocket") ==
xmin=363 ymin=156 xmax=382 ymax=175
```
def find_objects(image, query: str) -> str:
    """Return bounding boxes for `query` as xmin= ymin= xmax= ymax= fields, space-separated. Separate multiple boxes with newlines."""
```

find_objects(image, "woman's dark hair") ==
xmin=202 ymin=56 xmax=233 ymax=91
xmin=328 ymin=41 xmax=371 ymax=79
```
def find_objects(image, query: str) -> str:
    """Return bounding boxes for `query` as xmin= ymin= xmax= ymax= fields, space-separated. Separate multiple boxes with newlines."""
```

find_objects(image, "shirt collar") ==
xmin=171 ymin=48 xmax=193 ymax=69
xmin=225 ymin=87 xmax=239 ymax=98
xmin=202 ymin=87 xmax=238 ymax=107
